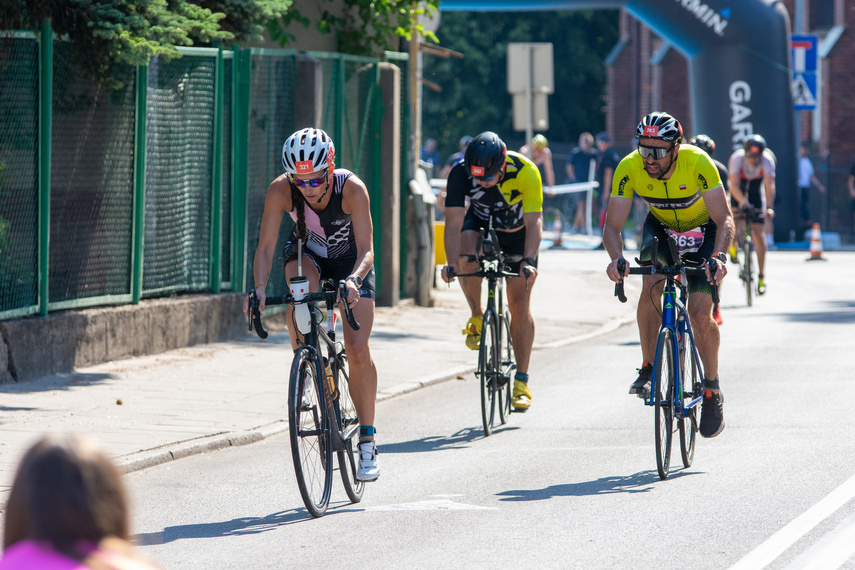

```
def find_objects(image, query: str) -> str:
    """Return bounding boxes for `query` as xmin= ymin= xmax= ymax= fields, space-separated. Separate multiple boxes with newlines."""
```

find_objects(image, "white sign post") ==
xmin=507 ymin=43 xmax=554 ymax=156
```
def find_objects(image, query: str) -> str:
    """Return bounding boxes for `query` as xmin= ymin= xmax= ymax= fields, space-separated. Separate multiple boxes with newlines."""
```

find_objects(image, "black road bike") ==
xmin=249 ymin=275 xmax=362 ymax=518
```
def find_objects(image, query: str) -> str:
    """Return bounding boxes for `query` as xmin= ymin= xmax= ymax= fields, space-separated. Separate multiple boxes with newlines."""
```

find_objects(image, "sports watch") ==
xmin=347 ymin=274 xmax=363 ymax=287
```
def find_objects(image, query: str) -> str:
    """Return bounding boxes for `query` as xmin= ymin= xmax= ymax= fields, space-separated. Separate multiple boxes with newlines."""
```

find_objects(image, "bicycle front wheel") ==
xmin=498 ymin=308 xmax=514 ymax=424
xmin=678 ymin=331 xmax=699 ymax=468
xmin=654 ymin=329 xmax=675 ymax=480
xmin=288 ymin=350 xmax=333 ymax=518
xmin=743 ymin=239 xmax=753 ymax=307
xmin=479 ymin=310 xmax=500 ymax=436
xmin=333 ymin=350 xmax=365 ymax=503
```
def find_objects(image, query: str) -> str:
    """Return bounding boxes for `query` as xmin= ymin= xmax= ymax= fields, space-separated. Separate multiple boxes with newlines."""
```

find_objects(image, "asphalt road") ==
xmin=126 ymin=250 xmax=855 ymax=569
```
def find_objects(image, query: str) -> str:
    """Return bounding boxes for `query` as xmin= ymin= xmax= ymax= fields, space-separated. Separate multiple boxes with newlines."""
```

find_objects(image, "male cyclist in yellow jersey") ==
xmin=604 ymin=112 xmax=734 ymax=438
xmin=441 ymin=131 xmax=543 ymax=412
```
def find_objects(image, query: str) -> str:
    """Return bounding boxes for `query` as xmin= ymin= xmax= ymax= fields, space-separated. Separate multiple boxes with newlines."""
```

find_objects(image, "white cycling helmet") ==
xmin=281 ymin=128 xmax=336 ymax=175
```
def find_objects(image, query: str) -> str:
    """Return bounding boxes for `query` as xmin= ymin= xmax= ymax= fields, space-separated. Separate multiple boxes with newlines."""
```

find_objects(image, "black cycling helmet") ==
xmin=689 ymin=134 xmax=715 ymax=157
xmin=635 ymin=111 xmax=683 ymax=143
xmin=464 ymin=131 xmax=507 ymax=180
xmin=743 ymin=134 xmax=767 ymax=155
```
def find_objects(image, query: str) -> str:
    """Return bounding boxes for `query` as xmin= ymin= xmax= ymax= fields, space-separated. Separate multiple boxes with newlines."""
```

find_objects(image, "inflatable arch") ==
xmin=440 ymin=0 xmax=798 ymax=240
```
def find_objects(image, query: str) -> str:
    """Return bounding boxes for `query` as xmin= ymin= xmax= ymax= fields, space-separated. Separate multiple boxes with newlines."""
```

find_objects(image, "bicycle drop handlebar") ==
xmin=247 ymin=280 xmax=360 ymax=340
xmin=613 ymin=237 xmax=722 ymax=305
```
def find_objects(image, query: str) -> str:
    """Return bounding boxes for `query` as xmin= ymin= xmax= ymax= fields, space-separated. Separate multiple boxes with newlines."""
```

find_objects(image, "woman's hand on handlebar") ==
xmin=338 ymin=280 xmax=360 ymax=308
xmin=243 ymin=284 xmax=266 ymax=316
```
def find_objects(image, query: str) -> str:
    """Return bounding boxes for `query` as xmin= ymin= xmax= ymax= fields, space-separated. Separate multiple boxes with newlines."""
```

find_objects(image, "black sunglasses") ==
xmin=638 ymin=144 xmax=674 ymax=160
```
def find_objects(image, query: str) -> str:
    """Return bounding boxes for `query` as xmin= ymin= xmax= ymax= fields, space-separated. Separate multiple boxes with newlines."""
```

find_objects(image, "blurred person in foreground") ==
xmin=0 ymin=433 xmax=161 ymax=570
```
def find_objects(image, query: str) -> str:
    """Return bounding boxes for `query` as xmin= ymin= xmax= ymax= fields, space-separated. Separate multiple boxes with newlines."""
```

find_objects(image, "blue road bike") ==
xmin=615 ymin=236 xmax=722 ymax=479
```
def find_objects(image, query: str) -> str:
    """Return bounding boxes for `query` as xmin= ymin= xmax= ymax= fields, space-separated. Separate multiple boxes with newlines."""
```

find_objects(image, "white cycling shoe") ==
xmin=356 ymin=441 xmax=379 ymax=482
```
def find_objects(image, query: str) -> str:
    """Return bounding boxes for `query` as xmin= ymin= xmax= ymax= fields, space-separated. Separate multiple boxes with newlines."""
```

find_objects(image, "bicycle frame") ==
xmin=647 ymin=272 xmax=704 ymax=419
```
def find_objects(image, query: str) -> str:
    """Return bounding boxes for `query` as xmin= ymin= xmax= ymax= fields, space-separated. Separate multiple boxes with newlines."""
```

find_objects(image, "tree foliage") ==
xmin=0 ymin=0 xmax=293 ymax=87
xmin=421 ymin=9 xmax=619 ymax=160
xmin=269 ymin=0 xmax=440 ymax=57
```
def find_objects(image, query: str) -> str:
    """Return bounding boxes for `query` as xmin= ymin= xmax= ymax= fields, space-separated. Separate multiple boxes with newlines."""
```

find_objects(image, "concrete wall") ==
xmin=0 ymin=294 xmax=246 ymax=383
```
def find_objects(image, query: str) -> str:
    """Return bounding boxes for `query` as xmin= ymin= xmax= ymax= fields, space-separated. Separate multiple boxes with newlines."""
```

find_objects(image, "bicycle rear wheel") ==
xmin=743 ymin=239 xmax=753 ymax=306
xmin=333 ymin=349 xmax=365 ymax=503
xmin=654 ymin=329 xmax=675 ymax=480
xmin=288 ymin=350 xmax=333 ymax=518
xmin=498 ymin=308 xmax=514 ymax=424
xmin=678 ymin=331 xmax=699 ymax=468
xmin=479 ymin=310 xmax=500 ymax=436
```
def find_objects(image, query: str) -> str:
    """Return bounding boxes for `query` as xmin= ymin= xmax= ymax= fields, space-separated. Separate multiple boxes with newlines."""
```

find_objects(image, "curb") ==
xmin=115 ymin=318 xmax=635 ymax=475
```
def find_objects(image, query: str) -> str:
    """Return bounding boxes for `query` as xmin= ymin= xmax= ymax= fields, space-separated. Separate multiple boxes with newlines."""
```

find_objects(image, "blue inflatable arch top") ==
xmin=439 ymin=0 xmax=798 ymax=240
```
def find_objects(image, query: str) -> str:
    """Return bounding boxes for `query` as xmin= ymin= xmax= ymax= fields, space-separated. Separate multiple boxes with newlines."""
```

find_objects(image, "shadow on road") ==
xmin=133 ymin=508 xmax=314 ymax=544
xmin=379 ymin=425 xmax=521 ymax=454
xmin=496 ymin=469 xmax=702 ymax=501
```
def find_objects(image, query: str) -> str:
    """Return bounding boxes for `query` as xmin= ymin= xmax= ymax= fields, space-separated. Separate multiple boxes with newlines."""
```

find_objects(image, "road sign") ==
xmin=507 ymin=43 xmax=553 ymax=138
xmin=791 ymin=34 xmax=818 ymax=110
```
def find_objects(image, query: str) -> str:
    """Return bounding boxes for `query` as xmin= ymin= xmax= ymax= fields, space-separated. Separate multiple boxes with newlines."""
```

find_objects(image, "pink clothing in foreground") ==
xmin=0 ymin=540 xmax=90 ymax=569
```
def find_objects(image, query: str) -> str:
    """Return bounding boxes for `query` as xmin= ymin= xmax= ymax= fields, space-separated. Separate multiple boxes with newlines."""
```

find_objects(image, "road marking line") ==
xmin=786 ymin=512 xmax=855 ymax=570
xmin=729 ymin=472 xmax=855 ymax=570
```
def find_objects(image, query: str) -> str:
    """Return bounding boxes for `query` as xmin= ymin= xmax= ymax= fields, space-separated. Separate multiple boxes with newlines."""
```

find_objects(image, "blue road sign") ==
xmin=791 ymin=34 xmax=818 ymax=110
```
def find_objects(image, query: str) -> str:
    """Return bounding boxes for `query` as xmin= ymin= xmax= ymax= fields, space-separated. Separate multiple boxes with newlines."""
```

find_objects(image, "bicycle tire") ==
xmin=743 ymin=239 xmax=753 ymax=307
xmin=678 ymin=330 xmax=699 ymax=468
xmin=498 ymin=308 xmax=514 ymax=424
xmin=333 ymin=349 xmax=365 ymax=503
xmin=654 ymin=329 xmax=675 ymax=480
xmin=479 ymin=310 xmax=500 ymax=436
xmin=288 ymin=350 xmax=333 ymax=518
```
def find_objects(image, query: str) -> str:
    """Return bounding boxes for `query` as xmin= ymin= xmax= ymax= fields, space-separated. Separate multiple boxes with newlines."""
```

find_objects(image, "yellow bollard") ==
xmin=434 ymin=221 xmax=446 ymax=265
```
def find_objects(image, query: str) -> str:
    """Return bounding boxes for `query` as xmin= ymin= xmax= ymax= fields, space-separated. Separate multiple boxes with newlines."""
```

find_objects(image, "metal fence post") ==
xmin=131 ymin=64 xmax=148 ymax=304
xmin=209 ymin=46 xmax=224 ymax=293
xmin=231 ymin=46 xmax=250 ymax=292
xmin=37 ymin=19 xmax=51 ymax=316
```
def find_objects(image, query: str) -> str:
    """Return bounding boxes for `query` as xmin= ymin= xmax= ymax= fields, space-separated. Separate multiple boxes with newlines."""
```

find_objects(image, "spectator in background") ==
xmin=849 ymin=162 xmax=855 ymax=230
xmin=440 ymin=135 xmax=473 ymax=179
xmin=519 ymin=134 xmax=556 ymax=193
xmin=420 ymin=138 xmax=442 ymax=178
xmin=0 ymin=433 xmax=161 ymax=570
xmin=565 ymin=132 xmax=598 ymax=233
xmin=798 ymin=141 xmax=826 ymax=228
xmin=595 ymin=131 xmax=621 ymax=228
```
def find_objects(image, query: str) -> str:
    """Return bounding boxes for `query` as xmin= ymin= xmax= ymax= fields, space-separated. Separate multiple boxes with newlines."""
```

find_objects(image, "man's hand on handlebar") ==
xmin=705 ymin=253 xmax=727 ymax=286
xmin=441 ymin=264 xmax=458 ymax=284
xmin=606 ymin=257 xmax=629 ymax=283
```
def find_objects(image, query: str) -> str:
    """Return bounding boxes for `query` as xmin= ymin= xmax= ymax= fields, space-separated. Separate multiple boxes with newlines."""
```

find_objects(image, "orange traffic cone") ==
xmin=807 ymin=223 xmax=825 ymax=261
xmin=551 ymin=213 xmax=564 ymax=249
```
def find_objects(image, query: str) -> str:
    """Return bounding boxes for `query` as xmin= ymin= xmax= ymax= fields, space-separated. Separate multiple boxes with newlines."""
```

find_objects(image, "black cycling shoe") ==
xmin=699 ymin=389 xmax=725 ymax=438
xmin=629 ymin=363 xmax=653 ymax=397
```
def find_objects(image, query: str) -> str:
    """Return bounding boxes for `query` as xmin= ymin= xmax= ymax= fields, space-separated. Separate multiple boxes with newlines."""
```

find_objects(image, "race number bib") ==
xmin=667 ymin=228 xmax=704 ymax=255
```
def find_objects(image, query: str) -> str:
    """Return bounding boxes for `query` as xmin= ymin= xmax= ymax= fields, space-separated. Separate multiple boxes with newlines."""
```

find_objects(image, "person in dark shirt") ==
xmin=564 ymin=132 xmax=598 ymax=232
xmin=595 ymin=131 xmax=620 ymax=228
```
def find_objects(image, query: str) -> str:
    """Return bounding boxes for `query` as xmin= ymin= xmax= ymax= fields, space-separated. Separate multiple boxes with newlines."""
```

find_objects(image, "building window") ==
xmin=809 ymin=0 xmax=835 ymax=31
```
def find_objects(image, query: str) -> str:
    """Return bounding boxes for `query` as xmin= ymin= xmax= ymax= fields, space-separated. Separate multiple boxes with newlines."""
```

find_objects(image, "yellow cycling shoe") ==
xmin=728 ymin=245 xmax=738 ymax=264
xmin=512 ymin=380 xmax=532 ymax=412
xmin=462 ymin=316 xmax=482 ymax=351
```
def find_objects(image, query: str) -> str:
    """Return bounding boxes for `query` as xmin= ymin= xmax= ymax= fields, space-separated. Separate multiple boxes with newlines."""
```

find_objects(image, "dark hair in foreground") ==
xmin=3 ymin=433 xmax=130 ymax=560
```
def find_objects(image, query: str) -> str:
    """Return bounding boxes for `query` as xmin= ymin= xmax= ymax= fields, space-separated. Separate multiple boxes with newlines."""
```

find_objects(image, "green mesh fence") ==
xmin=49 ymin=41 xmax=136 ymax=307
xmin=143 ymin=54 xmax=216 ymax=295
xmin=0 ymin=29 xmax=410 ymax=321
xmin=244 ymin=50 xmax=297 ymax=294
xmin=0 ymin=36 xmax=39 ymax=317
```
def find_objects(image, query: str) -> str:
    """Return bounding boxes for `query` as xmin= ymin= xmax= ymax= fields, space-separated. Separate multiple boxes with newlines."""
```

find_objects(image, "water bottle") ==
xmin=289 ymin=276 xmax=312 ymax=334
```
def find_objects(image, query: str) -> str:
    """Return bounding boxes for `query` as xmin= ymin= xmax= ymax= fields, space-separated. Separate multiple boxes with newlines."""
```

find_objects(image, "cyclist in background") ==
xmin=519 ymin=134 xmax=556 ymax=193
xmin=442 ymin=131 xmax=543 ymax=412
xmin=242 ymin=127 xmax=379 ymax=482
xmin=603 ymin=112 xmax=734 ymax=439
xmin=689 ymin=134 xmax=729 ymax=325
xmin=728 ymin=134 xmax=776 ymax=295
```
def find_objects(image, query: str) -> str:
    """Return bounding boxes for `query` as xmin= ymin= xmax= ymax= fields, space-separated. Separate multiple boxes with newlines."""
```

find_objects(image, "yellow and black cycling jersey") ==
xmin=446 ymin=150 xmax=543 ymax=231
xmin=611 ymin=144 xmax=723 ymax=232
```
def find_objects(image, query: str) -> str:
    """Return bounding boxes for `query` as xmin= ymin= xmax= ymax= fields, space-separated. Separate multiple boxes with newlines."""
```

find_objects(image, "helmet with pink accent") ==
xmin=282 ymin=128 xmax=336 ymax=175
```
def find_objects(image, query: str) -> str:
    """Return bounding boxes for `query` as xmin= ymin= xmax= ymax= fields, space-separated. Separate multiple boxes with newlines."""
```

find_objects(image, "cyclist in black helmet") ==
xmin=604 ymin=112 xmax=734 ymax=439
xmin=441 ymin=131 xmax=543 ymax=412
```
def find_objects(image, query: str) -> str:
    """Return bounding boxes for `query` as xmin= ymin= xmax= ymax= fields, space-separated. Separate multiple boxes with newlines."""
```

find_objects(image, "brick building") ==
xmin=604 ymin=1 xmax=855 ymax=242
